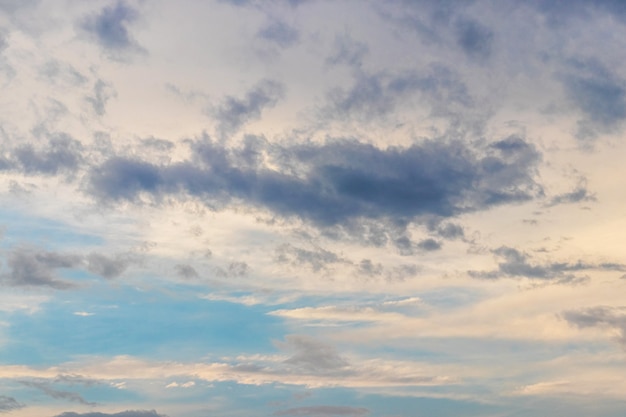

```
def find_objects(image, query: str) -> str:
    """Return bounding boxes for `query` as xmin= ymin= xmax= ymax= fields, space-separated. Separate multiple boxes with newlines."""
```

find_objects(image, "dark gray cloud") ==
xmin=0 ymin=396 xmax=23 ymax=413
xmin=387 ymin=264 xmax=419 ymax=281
xmin=2 ymin=247 xmax=81 ymax=289
xmin=140 ymin=137 xmax=175 ymax=152
xmin=11 ymin=135 xmax=83 ymax=175
xmin=257 ymin=20 xmax=299 ymax=47
xmin=280 ymin=335 xmax=349 ymax=373
xmin=86 ymin=253 xmax=134 ymax=279
xmin=274 ymin=406 xmax=369 ymax=417
xmin=417 ymin=238 xmax=442 ymax=251
xmin=562 ymin=306 xmax=626 ymax=347
xmin=21 ymin=380 xmax=96 ymax=406
xmin=454 ymin=17 xmax=493 ymax=60
xmin=213 ymin=80 xmax=285 ymax=137
xmin=175 ymin=264 xmax=199 ymax=279
xmin=53 ymin=375 xmax=102 ymax=387
xmin=469 ymin=246 xmax=624 ymax=282
xmin=276 ymin=244 xmax=347 ymax=272
xmin=215 ymin=261 xmax=249 ymax=279
xmin=434 ymin=222 xmax=465 ymax=240
xmin=80 ymin=1 xmax=143 ymax=53
xmin=88 ymin=135 xmax=542 ymax=232
xmin=1 ymin=247 xmax=138 ymax=289
xmin=560 ymin=58 xmax=626 ymax=140
xmin=86 ymin=80 xmax=116 ymax=116
xmin=394 ymin=236 xmax=414 ymax=256
xmin=357 ymin=259 xmax=383 ymax=277
xmin=54 ymin=411 xmax=167 ymax=417
xmin=546 ymin=179 xmax=596 ymax=206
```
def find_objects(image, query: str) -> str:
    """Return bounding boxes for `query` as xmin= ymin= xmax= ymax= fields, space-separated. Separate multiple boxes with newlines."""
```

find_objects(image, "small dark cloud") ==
xmin=357 ymin=259 xmax=383 ymax=277
xmin=562 ymin=306 xmax=626 ymax=347
xmin=53 ymin=375 xmax=102 ymax=387
xmin=257 ymin=20 xmax=299 ymax=47
xmin=546 ymin=180 xmax=596 ymax=207
xmin=394 ymin=236 xmax=414 ymax=256
xmin=213 ymin=79 xmax=284 ymax=137
xmin=417 ymin=238 xmax=441 ymax=251
xmin=21 ymin=380 xmax=96 ymax=406
xmin=13 ymin=135 xmax=83 ymax=175
xmin=560 ymin=58 xmax=626 ymax=140
xmin=140 ymin=137 xmax=175 ymax=151
xmin=86 ymin=253 xmax=134 ymax=279
xmin=86 ymin=80 xmax=116 ymax=116
xmin=175 ymin=264 xmax=199 ymax=279
xmin=0 ymin=395 xmax=23 ymax=413
xmin=228 ymin=261 xmax=248 ymax=277
xmin=454 ymin=17 xmax=493 ymax=60
xmin=1 ymin=247 xmax=136 ymax=289
xmin=386 ymin=264 xmax=420 ymax=281
xmin=54 ymin=411 xmax=167 ymax=417
xmin=469 ymin=246 xmax=624 ymax=283
xmin=215 ymin=261 xmax=249 ymax=279
xmin=280 ymin=335 xmax=349 ymax=373
xmin=436 ymin=223 xmax=464 ymax=239
xmin=276 ymin=244 xmax=347 ymax=272
xmin=2 ymin=247 xmax=81 ymax=289
xmin=274 ymin=406 xmax=369 ymax=417
xmin=80 ymin=1 xmax=144 ymax=55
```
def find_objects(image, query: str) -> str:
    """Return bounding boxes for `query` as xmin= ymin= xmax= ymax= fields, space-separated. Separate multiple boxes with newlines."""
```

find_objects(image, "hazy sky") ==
xmin=1 ymin=1 xmax=626 ymax=416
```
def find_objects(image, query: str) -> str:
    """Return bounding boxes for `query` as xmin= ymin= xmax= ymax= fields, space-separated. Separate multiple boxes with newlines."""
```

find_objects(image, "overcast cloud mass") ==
xmin=1 ymin=1 xmax=626 ymax=416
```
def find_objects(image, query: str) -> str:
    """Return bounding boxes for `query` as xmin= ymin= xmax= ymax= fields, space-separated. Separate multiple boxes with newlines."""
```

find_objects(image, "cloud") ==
xmin=356 ymin=259 xmax=383 ymax=277
xmin=560 ymin=58 xmax=626 ymax=140
xmin=88 ymin=135 xmax=542 ymax=232
xmin=469 ymin=246 xmax=624 ymax=282
xmin=0 ymin=395 xmax=23 ymax=413
xmin=54 ymin=411 xmax=167 ymax=417
xmin=0 ymin=247 xmax=138 ymax=289
xmin=80 ymin=1 xmax=144 ymax=56
xmin=212 ymin=79 xmax=285 ymax=137
xmin=276 ymin=244 xmax=347 ymax=272
xmin=454 ymin=17 xmax=493 ymax=60
xmin=85 ymin=80 xmax=117 ymax=116
xmin=11 ymin=134 xmax=83 ymax=175
xmin=417 ymin=238 xmax=441 ymax=251
xmin=2 ymin=247 xmax=81 ymax=289
xmin=279 ymin=335 xmax=350 ymax=373
xmin=434 ymin=222 xmax=464 ymax=239
xmin=86 ymin=253 xmax=135 ymax=279
xmin=326 ymin=34 xmax=369 ymax=68
xmin=546 ymin=179 xmax=596 ymax=206
xmin=257 ymin=20 xmax=300 ymax=47
xmin=20 ymin=380 xmax=96 ymax=406
xmin=562 ymin=306 xmax=626 ymax=347
xmin=175 ymin=264 xmax=199 ymax=279
xmin=274 ymin=406 xmax=369 ymax=417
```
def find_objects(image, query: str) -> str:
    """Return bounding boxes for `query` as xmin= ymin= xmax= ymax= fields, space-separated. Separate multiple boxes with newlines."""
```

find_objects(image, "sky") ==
xmin=1 ymin=0 xmax=626 ymax=416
